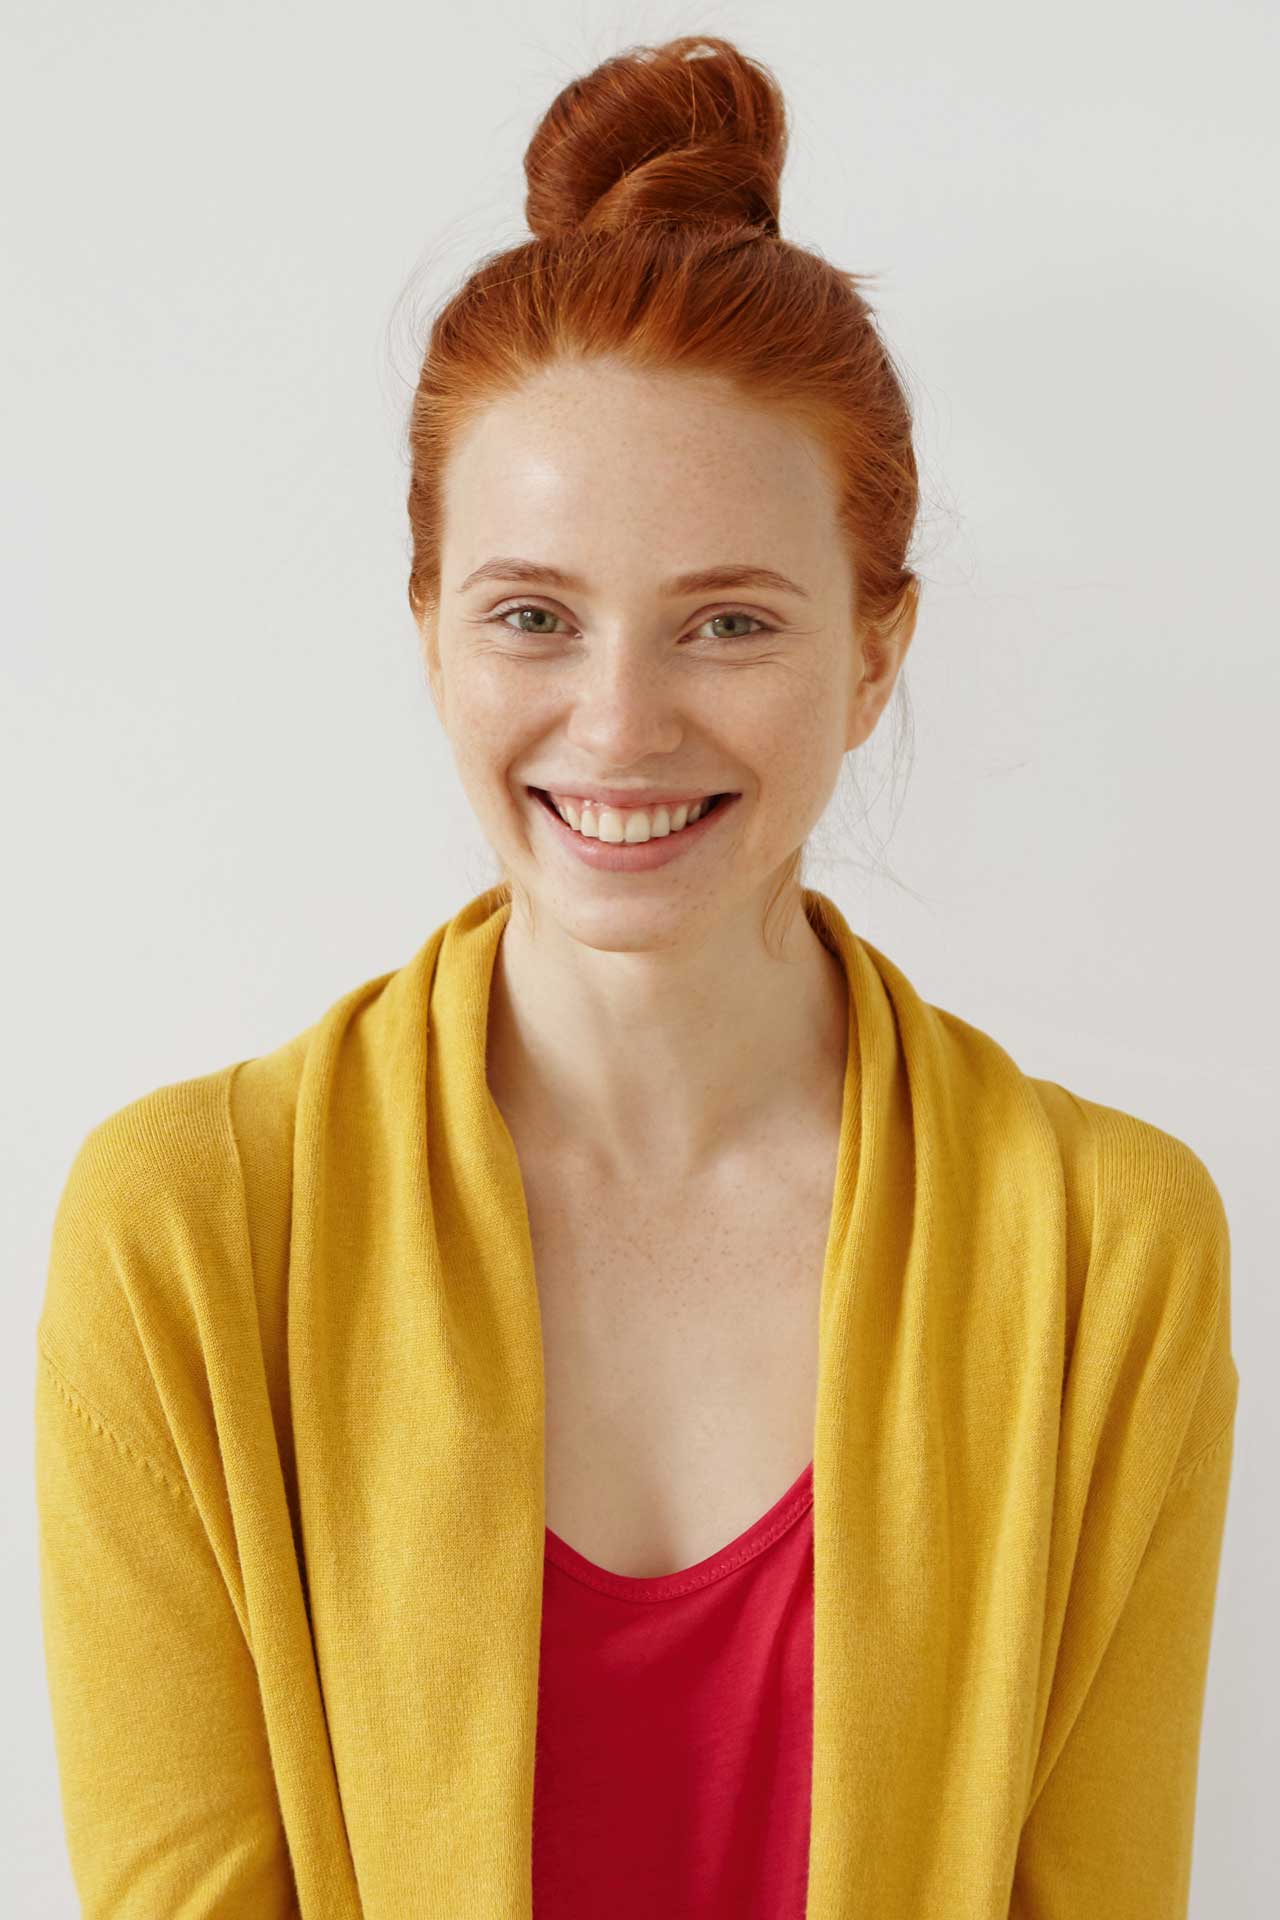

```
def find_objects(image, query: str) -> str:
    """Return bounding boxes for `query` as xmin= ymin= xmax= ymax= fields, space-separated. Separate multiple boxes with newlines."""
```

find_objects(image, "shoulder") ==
xmin=904 ymin=986 xmax=1229 ymax=1274
xmin=43 ymin=1025 xmax=314 ymax=1287
xmin=1027 ymin=1074 xmax=1229 ymax=1270
xmin=41 ymin=1062 xmax=245 ymax=1319
xmin=37 ymin=1062 xmax=244 ymax=1470
xmin=37 ymin=1025 xmax=315 ymax=1466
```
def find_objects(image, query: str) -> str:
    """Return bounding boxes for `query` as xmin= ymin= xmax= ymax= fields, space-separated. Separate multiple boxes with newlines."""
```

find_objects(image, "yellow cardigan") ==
xmin=35 ymin=885 xmax=1238 ymax=1918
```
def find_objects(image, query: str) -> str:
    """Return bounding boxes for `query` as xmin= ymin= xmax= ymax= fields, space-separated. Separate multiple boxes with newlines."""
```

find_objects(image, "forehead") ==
xmin=440 ymin=360 xmax=842 ymax=579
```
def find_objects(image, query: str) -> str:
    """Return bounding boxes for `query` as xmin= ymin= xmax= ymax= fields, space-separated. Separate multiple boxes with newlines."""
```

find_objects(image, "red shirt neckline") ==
xmin=544 ymin=1459 xmax=814 ymax=1604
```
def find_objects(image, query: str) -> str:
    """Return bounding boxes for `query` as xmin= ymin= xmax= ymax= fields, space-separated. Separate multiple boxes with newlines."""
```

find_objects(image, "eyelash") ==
xmin=486 ymin=602 xmax=777 ymax=643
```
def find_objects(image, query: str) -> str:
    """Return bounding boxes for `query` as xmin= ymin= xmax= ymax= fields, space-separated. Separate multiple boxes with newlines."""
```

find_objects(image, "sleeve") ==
xmin=1010 ymin=1418 xmax=1235 ymax=1917
xmin=1008 ymin=1102 xmax=1240 ymax=1920
xmin=35 ymin=1347 xmax=300 ymax=1919
xmin=34 ymin=1093 xmax=300 ymax=1920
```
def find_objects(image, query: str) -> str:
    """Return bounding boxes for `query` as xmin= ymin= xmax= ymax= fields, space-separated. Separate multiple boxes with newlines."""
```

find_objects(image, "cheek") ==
xmin=735 ymin=683 xmax=841 ymax=794
xmin=445 ymin=677 xmax=537 ymax=771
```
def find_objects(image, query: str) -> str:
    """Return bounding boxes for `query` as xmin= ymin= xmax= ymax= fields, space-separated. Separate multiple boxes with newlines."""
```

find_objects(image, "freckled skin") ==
xmin=416 ymin=355 xmax=915 ymax=1178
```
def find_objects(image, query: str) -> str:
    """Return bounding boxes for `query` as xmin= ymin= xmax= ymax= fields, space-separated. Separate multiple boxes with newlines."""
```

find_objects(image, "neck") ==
xmin=484 ymin=883 xmax=850 ymax=1181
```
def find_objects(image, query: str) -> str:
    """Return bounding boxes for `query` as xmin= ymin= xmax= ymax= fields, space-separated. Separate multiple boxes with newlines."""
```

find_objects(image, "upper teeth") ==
xmin=547 ymin=792 xmax=718 ymax=842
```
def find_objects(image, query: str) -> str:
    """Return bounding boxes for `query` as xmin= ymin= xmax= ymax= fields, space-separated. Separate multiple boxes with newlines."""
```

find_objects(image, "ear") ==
xmin=845 ymin=580 xmax=918 ymax=754
xmin=418 ymin=611 xmax=445 ymax=723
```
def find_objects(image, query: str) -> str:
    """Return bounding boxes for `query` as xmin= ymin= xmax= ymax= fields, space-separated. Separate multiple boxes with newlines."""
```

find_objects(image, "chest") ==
xmin=516 ymin=1136 xmax=839 ymax=1579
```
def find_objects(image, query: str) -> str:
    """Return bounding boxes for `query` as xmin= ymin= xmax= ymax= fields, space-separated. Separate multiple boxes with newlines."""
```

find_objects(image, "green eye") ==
xmin=494 ymin=606 xmax=564 ymax=635
xmin=702 ymin=612 xmax=770 ymax=640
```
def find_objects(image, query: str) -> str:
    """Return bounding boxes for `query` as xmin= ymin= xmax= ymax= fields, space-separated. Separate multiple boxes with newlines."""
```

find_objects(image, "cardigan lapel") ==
xmin=289 ymin=885 xmax=547 ymax=1915
xmin=803 ymin=901 xmax=1069 ymax=1910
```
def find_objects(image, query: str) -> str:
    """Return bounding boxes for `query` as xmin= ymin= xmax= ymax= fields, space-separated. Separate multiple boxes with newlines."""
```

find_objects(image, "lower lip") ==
xmin=527 ymin=788 xmax=741 ymax=871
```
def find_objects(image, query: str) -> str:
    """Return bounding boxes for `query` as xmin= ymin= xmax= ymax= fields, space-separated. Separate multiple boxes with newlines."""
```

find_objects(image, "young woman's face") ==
xmin=423 ymin=357 xmax=908 ymax=950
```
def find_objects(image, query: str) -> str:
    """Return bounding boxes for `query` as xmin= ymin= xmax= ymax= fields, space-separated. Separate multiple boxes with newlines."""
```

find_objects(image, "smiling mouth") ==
xmin=525 ymin=787 xmax=736 ymax=848
xmin=527 ymin=786 xmax=734 ymax=830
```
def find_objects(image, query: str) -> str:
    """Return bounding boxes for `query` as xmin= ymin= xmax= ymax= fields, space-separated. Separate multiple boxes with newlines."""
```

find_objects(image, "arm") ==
xmin=35 ymin=1343 xmax=299 ymax=1918
xmin=34 ymin=1080 xmax=304 ymax=1920
xmin=1010 ymin=1415 xmax=1236 ymax=1918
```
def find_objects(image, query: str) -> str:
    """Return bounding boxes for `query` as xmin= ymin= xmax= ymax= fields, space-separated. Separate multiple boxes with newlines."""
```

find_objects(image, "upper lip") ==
xmin=529 ymin=783 xmax=736 ymax=809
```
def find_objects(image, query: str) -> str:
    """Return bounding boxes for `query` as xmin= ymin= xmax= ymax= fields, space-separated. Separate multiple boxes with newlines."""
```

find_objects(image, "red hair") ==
xmin=404 ymin=33 xmax=922 ymax=949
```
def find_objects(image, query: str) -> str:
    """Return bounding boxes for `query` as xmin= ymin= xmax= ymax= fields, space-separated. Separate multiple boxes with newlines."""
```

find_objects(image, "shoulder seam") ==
xmin=36 ymin=1343 xmax=196 ymax=1508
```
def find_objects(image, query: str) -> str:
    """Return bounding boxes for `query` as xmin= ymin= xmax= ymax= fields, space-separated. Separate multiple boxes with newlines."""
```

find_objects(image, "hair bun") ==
xmin=523 ymin=34 xmax=788 ymax=245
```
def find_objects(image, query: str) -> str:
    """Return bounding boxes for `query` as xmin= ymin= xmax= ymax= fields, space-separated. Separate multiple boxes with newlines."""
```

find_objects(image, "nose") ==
xmin=562 ymin=644 xmax=686 ymax=766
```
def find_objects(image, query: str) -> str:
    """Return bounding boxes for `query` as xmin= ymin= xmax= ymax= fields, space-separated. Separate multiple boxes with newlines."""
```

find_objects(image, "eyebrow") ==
xmin=455 ymin=557 xmax=812 ymax=600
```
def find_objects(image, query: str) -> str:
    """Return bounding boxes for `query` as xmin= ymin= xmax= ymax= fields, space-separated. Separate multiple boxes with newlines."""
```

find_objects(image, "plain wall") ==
xmin=4 ymin=0 xmax=1275 ymax=1912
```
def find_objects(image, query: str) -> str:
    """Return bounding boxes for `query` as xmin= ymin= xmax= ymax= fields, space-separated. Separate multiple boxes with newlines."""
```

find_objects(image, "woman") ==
xmin=35 ymin=33 xmax=1237 ymax=1920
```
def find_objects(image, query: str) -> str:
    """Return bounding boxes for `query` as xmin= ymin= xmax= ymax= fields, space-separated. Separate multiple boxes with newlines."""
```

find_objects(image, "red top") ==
xmin=532 ymin=1460 xmax=815 ymax=1917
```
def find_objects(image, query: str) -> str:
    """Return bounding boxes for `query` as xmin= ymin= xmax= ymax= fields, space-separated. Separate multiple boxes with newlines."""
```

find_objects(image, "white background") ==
xmin=4 ymin=0 xmax=1275 ymax=1911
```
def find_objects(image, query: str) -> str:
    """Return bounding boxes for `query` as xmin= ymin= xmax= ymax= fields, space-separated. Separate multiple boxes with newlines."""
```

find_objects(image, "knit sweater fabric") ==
xmin=35 ymin=884 xmax=1239 ymax=1917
